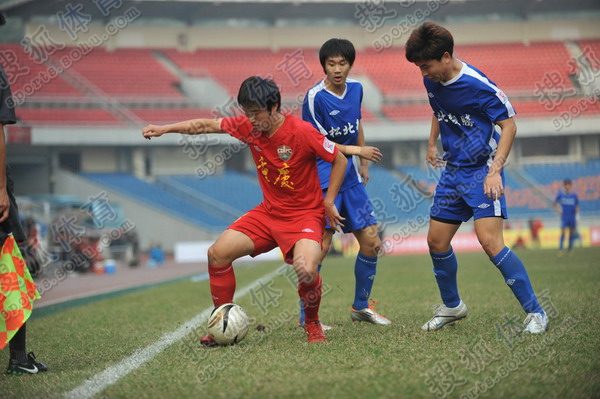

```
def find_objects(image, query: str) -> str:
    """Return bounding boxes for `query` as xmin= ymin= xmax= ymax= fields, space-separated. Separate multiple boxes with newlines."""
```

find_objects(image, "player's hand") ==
xmin=142 ymin=124 xmax=166 ymax=140
xmin=358 ymin=146 xmax=383 ymax=163
xmin=359 ymin=163 xmax=370 ymax=185
xmin=324 ymin=200 xmax=345 ymax=232
xmin=484 ymin=172 xmax=504 ymax=200
xmin=0 ymin=188 xmax=10 ymax=223
xmin=426 ymin=145 xmax=444 ymax=168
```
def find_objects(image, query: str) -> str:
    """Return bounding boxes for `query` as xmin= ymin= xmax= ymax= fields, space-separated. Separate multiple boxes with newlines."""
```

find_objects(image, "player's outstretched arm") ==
xmin=323 ymin=151 xmax=348 ymax=231
xmin=336 ymin=144 xmax=382 ymax=163
xmin=142 ymin=118 xmax=224 ymax=139
xmin=484 ymin=117 xmax=517 ymax=200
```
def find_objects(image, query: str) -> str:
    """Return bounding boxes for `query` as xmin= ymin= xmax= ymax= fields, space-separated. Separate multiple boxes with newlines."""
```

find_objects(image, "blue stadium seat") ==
xmin=160 ymin=171 xmax=262 ymax=214
xmin=81 ymin=173 xmax=232 ymax=231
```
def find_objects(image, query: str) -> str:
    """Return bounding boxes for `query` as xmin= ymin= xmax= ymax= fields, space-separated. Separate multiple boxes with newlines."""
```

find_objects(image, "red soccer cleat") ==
xmin=304 ymin=321 xmax=326 ymax=343
xmin=200 ymin=334 xmax=218 ymax=347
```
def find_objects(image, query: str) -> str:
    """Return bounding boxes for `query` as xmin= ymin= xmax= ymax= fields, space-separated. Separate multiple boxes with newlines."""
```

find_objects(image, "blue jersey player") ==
xmin=405 ymin=22 xmax=547 ymax=334
xmin=302 ymin=38 xmax=391 ymax=326
xmin=554 ymin=178 xmax=579 ymax=254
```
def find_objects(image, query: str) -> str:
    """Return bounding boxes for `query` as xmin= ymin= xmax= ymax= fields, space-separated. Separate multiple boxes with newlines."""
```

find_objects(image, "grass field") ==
xmin=2 ymin=248 xmax=599 ymax=398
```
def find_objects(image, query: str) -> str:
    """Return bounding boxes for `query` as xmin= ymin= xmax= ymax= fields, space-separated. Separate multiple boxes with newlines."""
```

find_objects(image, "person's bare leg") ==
xmin=293 ymin=239 xmax=326 ymax=343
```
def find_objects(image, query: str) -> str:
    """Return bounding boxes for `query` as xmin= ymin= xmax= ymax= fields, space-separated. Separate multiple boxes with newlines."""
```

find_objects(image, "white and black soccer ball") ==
xmin=207 ymin=303 xmax=250 ymax=345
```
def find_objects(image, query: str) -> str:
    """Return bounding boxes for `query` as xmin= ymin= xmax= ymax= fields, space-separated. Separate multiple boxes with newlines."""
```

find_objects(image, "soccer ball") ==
xmin=207 ymin=303 xmax=250 ymax=345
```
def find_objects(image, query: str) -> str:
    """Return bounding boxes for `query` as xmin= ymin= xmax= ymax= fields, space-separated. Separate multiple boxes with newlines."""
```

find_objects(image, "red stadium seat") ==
xmin=16 ymin=108 xmax=122 ymax=125
xmin=52 ymin=47 xmax=183 ymax=99
xmin=131 ymin=108 xmax=216 ymax=124
xmin=0 ymin=44 xmax=83 ymax=98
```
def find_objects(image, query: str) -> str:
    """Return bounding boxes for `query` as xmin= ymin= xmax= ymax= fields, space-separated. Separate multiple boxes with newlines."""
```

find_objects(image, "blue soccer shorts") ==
xmin=561 ymin=216 xmax=576 ymax=229
xmin=430 ymin=164 xmax=508 ymax=223
xmin=324 ymin=183 xmax=377 ymax=233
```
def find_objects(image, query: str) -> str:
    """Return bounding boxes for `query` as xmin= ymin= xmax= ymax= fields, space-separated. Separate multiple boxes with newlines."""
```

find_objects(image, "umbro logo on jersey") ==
xmin=253 ymin=145 xmax=262 ymax=152
xmin=302 ymin=228 xmax=315 ymax=233
xmin=477 ymin=203 xmax=491 ymax=209
xmin=329 ymin=110 xmax=341 ymax=116
xmin=506 ymin=279 xmax=516 ymax=286
xmin=428 ymin=92 xmax=434 ymax=98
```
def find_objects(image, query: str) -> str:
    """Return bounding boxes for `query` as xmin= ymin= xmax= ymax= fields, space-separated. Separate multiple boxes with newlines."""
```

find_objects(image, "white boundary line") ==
xmin=64 ymin=265 xmax=286 ymax=399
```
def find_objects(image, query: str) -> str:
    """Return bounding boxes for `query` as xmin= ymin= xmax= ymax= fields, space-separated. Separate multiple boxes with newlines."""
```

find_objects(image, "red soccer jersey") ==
xmin=220 ymin=114 xmax=338 ymax=218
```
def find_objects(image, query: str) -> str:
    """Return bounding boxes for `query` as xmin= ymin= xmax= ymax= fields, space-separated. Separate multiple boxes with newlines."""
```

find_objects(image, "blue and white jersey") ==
xmin=555 ymin=190 xmax=579 ymax=220
xmin=425 ymin=61 xmax=516 ymax=168
xmin=302 ymin=78 xmax=363 ymax=191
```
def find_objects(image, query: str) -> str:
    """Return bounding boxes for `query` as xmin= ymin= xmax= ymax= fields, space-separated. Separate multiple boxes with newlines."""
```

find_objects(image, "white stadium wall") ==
xmin=80 ymin=148 xmax=119 ymax=173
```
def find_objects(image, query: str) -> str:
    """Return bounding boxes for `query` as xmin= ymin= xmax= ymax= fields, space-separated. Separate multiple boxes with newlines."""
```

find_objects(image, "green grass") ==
xmin=2 ymin=248 xmax=600 ymax=398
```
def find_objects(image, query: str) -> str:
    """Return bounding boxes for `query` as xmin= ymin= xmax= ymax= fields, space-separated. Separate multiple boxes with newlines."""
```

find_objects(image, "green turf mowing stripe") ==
xmin=63 ymin=264 xmax=285 ymax=399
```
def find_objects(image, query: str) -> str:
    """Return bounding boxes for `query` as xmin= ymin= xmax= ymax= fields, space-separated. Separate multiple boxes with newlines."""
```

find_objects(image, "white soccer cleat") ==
xmin=351 ymin=307 xmax=392 ymax=325
xmin=421 ymin=301 xmax=468 ymax=331
xmin=522 ymin=312 xmax=548 ymax=334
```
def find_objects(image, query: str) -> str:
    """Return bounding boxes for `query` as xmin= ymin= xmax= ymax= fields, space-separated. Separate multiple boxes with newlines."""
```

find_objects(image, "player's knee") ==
xmin=296 ymin=267 xmax=318 ymax=285
xmin=478 ymin=236 xmax=503 ymax=257
xmin=427 ymin=234 xmax=450 ymax=253
xmin=294 ymin=258 xmax=318 ymax=284
xmin=207 ymin=244 xmax=230 ymax=266
xmin=360 ymin=236 xmax=381 ymax=257
xmin=321 ymin=240 xmax=332 ymax=257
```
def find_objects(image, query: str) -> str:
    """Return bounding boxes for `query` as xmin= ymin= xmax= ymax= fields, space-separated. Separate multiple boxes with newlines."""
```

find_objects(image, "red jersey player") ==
xmin=142 ymin=76 xmax=380 ymax=343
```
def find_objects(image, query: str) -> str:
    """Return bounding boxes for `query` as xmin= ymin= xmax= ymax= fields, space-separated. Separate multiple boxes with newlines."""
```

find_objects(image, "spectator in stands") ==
xmin=554 ymin=178 xmax=579 ymax=255
xmin=0 ymin=64 xmax=48 ymax=374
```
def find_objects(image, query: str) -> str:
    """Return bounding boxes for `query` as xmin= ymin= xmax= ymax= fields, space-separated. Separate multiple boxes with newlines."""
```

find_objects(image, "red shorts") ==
xmin=228 ymin=204 xmax=324 ymax=264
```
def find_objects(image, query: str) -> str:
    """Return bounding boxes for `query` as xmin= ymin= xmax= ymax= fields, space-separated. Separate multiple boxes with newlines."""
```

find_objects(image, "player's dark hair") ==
xmin=237 ymin=76 xmax=281 ymax=112
xmin=319 ymin=38 xmax=356 ymax=72
xmin=405 ymin=21 xmax=454 ymax=62
xmin=564 ymin=178 xmax=572 ymax=185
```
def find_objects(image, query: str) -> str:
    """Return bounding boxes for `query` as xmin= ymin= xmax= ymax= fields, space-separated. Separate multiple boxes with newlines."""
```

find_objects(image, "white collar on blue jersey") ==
xmin=322 ymin=79 xmax=348 ymax=99
xmin=440 ymin=61 xmax=467 ymax=86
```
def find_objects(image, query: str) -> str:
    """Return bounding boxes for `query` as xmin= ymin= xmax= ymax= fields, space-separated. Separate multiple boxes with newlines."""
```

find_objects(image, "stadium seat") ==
xmin=16 ymin=108 xmax=122 ymax=125
xmin=81 ymin=173 xmax=233 ymax=231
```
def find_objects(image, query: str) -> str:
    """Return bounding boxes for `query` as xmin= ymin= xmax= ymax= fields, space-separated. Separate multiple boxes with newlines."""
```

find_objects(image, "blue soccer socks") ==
xmin=491 ymin=246 xmax=543 ymax=314
xmin=430 ymin=247 xmax=461 ymax=308
xmin=353 ymin=254 xmax=378 ymax=310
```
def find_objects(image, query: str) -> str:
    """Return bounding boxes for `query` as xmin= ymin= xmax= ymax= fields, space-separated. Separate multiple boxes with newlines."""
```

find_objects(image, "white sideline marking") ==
xmin=64 ymin=265 xmax=286 ymax=399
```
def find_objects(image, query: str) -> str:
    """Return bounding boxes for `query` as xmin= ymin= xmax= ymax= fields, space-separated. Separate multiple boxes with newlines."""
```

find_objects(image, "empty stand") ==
xmin=160 ymin=172 xmax=262 ymax=213
xmin=164 ymin=48 xmax=323 ymax=99
xmin=82 ymin=173 xmax=232 ymax=230
xmin=454 ymin=42 xmax=574 ymax=95
xmin=55 ymin=48 xmax=183 ymax=99
xmin=0 ymin=44 xmax=83 ymax=98
xmin=16 ymin=108 xmax=122 ymax=125
xmin=131 ymin=108 xmax=215 ymax=124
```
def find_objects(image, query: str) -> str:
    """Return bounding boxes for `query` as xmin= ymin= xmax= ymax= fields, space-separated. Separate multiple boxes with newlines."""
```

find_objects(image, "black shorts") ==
xmin=0 ymin=167 xmax=26 ymax=246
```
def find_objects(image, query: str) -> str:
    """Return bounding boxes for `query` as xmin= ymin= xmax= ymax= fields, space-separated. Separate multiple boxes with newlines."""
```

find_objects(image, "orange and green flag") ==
xmin=0 ymin=234 xmax=40 ymax=349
